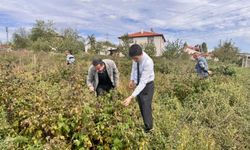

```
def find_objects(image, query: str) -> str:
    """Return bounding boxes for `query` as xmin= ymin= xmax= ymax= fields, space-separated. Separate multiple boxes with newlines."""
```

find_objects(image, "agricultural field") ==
xmin=0 ymin=50 xmax=249 ymax=150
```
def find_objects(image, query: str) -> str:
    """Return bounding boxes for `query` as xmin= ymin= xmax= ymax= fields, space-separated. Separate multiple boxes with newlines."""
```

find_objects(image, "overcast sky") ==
xmin=1 ymin=0 xmax=250 ymax=52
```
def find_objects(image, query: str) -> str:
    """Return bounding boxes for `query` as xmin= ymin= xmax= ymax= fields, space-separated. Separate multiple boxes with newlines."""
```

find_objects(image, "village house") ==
xmin=238 ymin=53 xmax=250 ymax=67
xmin=119 ymin=29 xmax=166 ymax=56
xmin=183 ymin=45 xmax=215 ymax=60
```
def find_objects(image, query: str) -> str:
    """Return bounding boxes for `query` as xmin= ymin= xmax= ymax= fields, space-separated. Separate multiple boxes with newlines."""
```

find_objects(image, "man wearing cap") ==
xmin=122 ymin=44 xmax=155 ymax=133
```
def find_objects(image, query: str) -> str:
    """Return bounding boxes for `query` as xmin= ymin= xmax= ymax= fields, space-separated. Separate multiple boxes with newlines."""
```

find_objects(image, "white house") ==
xmin=238 ymin=53 xmax=250 ymax=67
xmin=119 ymin=30 xmax=166 ymax=56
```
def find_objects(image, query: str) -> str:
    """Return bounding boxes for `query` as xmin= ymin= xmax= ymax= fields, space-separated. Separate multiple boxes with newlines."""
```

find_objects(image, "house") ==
xmin=0 ymin=44 xmax=12 ymax=52
xmin=107 ymin=48 xmax=124 ymax=57
xmin=119 ymin=30 xmax=166 ymax=56
xmin=183 ymin=45 xmax=201 ymax=55
xmin=183 ymin=45 xmax=215 ymax=60
xmin=238 ymin=53 xmax=250 ymax=67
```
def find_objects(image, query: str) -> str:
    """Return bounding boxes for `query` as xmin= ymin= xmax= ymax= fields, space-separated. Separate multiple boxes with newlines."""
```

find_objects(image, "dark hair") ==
xmin=92 ymin=58 xmax=104 ymax=66
xmin=129 ymin=44 xmax=143 ymax=57
xmin=66 ymin=50 xmax=73 ymax=55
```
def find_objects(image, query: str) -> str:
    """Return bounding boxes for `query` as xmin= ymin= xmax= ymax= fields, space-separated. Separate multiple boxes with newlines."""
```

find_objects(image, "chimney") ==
xmin=150 ymin=28 xmax=154 ymax=32
xmin=141 ymin=29 xmax=144 ymax=34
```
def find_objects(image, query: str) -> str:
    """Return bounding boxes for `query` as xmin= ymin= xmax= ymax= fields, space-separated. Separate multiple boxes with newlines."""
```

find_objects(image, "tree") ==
xmin=213 ymin=40 xmax=239 ymax=63
xmin=29 ymin=20 xmax=58 ymax=51
xmin=183 ymin=42 xmax=188 ymax=48
xmin=119 ymin=34 xmax=131 ymax=57
xmin=30 ymin=20 xmax=56 ymax=42
xmin=140 ymin=43 xmax=156 ymax=57
xmin=87 ymin=34 xmax=96 ymax=53
xmin=57 ymin=28 xmax=85 ymax=54
xmin=12 ymin=27 xmax=30 ymax=49
xmin=163 ymin=39 xmax=184 ymax=59
xmin=201 ymin=42 xmax=208 ymax=53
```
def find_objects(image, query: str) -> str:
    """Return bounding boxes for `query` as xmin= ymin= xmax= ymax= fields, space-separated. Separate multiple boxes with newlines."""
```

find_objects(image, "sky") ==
xmin=0 ymin=0 xmax=250 ymax=52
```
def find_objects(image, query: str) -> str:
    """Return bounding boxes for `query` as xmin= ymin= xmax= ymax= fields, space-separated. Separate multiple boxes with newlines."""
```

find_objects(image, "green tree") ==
xmin=12 ymin=27 xmax=30 ymax=50
xmin=141 ymin=43 xmax=156 ymax=57
xmin=119 ymin=34 xmax=131 ymax=57
xmin=183 ymin=42 xmax=188 ymax=48
xmin=213 ymin=40 xmax=239 ymax=63
xmin=30 ymin=20 xmax=56 ymax=42
xmin=58 ymin=28 xmax=85 ymax=54
xmin=87 ymin=34 xmax=96 ymax=53
xmin=163 ymin=39 xmax=184 ymax=59
xmin=95 ymin=41 xmax=116 ymax=55
xmin=29 ymin=20 xmax=57 ymax=51
xmin=201 ymin=42 xmax=208 ymax=53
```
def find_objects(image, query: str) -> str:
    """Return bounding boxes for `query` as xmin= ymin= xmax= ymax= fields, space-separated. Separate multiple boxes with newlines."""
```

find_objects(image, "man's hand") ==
xmin=122 ymin=96 xmax=134 ymax=107
xmin=89 ymin=86 xmax=95 ymax=92
xmin=128 ymin=80 xmax=136 ymax=89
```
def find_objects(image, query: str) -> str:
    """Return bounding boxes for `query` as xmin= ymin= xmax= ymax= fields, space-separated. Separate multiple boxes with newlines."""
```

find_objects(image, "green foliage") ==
xmin=141 ymin=43 xmax=156 ymax=57
xmin=213 ymin=40 xmax=240 ymax=64
xmin=119 ymin=34 xmax=131 ymax=57
xmin=0 ymin=50 xmax=249 ymax=149
xmin=201 ymin=42 xmax=208 ymax=53
xmin=212 ymin=65 xmax=236 ymax=76
xmin=30 ymin=20 xmax=56 ymax=42
xmin=31 ymin=38 xmax=51 ymax=52
xmin=87 ymin=34 xmax=96 ymax=53
xmin=163 ymin=39 xmax=184 ymax=59
xmin=12 ymin=28 xmax=31 ymax=50
xmin=12 ymin=20 xmax=85 ymax=53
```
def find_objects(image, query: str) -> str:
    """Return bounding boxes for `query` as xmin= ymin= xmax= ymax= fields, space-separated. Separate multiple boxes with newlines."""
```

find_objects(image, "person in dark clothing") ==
xmin=193 ymin=52 xmax=209 ymax=78
xmin=122 ymin=44 xmax=155 ymax=133
xmin=87 ymin=58 xmax=119 ymax=96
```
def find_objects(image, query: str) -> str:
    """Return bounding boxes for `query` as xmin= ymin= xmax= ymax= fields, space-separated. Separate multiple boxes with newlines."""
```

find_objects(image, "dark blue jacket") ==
xmin=195 ymin=57 xmax=209 ymax=78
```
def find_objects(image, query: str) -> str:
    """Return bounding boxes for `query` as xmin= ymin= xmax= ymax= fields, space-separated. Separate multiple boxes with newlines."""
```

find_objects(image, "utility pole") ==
xmin=6 ymin=27 xmax=9 ymax=44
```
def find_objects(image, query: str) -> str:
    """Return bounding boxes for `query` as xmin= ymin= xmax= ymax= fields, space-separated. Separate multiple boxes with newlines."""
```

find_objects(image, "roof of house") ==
xmin=0 ymin=44 xmax=11 ymax=49
xmin=119 ymin=31 xmax=166 ymax=42
xmin=187 ymin=46 xmax=200 ymax=51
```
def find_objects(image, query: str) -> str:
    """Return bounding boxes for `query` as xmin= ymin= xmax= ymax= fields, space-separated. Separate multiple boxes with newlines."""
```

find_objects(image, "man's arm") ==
xmin=122 ymin=60 xmax=153 ymax=106
xmin=113 ymin=62 xmax=119 ymax=87
xmin=87 ymin=66 xmax=95 ymax=89
xmin=131 ymin=60 xmax=153 ymax=97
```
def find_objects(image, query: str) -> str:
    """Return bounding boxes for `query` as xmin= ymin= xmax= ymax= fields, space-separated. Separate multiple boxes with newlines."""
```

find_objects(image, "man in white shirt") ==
xmin=122 ymin=44 xmax=155 ymax=133
xmin=65 ymin=50 xmax=75 ymax=65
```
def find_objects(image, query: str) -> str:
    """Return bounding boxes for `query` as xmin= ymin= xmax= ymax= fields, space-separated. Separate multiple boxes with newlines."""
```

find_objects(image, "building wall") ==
xmin=242 ymin=55 xmax=250 ymax=67
xmin=153 ymin=36 xmax=165 ymax=56
xmin=128 ymin=36 xmax=165 ymax=56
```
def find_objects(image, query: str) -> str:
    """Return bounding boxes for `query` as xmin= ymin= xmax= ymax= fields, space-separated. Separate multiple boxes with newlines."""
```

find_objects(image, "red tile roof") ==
xmin=120 ymin=31 xmax=166 ymax=42
xmin=187 ymin=46 xmax=200 ymax=51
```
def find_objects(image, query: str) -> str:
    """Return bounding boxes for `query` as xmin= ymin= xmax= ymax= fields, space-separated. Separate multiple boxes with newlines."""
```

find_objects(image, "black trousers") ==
xmin=96 ymin=84 xmax=113 ymax=96
xmin=137 ymin=81 xmax=154 ymax=130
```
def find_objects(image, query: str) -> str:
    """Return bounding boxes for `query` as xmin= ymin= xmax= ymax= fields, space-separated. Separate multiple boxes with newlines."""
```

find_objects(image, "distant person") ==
xmin=193 ymin=52 xmax=209 ymax=78
xmin=65 ymin=50 xmax=75 ymax=65
xmin=87 ymin=58 xmax=119 ymax=96
xmin=122 ymin=44 xmax=155 ymax=133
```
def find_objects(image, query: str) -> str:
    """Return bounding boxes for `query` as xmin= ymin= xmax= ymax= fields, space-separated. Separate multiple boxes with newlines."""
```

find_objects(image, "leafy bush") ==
xmin=0 ymin=50 xmax=249 ymax=149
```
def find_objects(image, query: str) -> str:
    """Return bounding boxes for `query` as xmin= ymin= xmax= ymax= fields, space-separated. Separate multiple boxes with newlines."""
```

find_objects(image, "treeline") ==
xmin=11 ymin=20 xmax=116 ymax=54
xmin=11 ymin=20 xmax=241 ymax=64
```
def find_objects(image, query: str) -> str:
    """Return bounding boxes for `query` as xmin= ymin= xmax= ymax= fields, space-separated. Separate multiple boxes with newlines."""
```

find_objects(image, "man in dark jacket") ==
xmin=193 ymin=53 xmax=209 ymax=78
